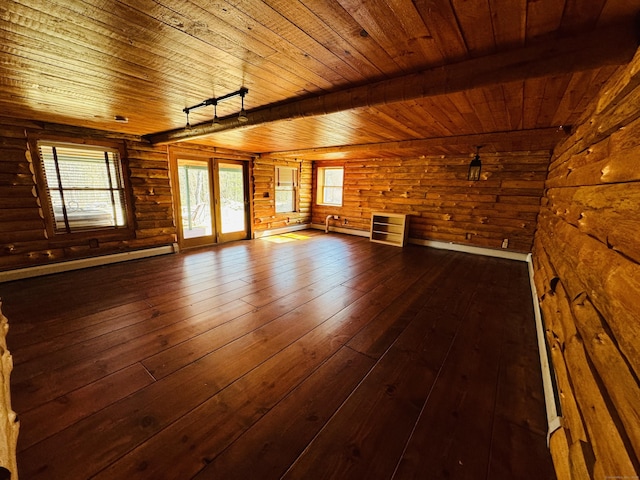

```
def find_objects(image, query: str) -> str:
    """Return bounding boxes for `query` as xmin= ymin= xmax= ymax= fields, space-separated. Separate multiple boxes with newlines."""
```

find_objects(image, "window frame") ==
xmin=316 ymin=165 xmax=344 ymax=207
xmin=30 ymin=135 xmax=135 ymax=241
xmin=274 ymin=165 xmax=298 ymax=214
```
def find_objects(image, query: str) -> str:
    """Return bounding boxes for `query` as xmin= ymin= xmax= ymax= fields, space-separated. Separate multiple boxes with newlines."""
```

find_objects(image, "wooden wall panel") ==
xmin=312 ymin=152 xmax=550 ymax=252
xmin=0 ymin=120 xmax=49 ymax=269
xmin=126 ymin=141 xmax=176 ymax=244
xmin=533 ymin=47 xmax=640 ymax=479
xmin=0 ymin=116 xmax=316 ymax=270
xmin=252 ymin=156 xmax=312 ymax=232
xmin=0 ymin=303 xmax=19 ymax=479
xmin=0 ymin=118 xmax=177 ymax=271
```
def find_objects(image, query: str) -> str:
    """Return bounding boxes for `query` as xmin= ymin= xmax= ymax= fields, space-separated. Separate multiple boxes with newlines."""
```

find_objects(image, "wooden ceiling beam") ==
xmin=259 ymin=127 xmax=568 ymax=159
xmin=145 ymin=23 xmax=638 ymax=145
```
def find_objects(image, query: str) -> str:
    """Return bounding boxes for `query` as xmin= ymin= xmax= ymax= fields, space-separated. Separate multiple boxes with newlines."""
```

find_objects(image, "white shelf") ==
xmin=370 ymin=212 xmax=408 ymax=247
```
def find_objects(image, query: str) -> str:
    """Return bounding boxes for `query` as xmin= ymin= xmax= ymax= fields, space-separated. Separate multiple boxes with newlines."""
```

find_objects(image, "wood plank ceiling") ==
xmin=1 ymin=0 xmax=639 ymax=159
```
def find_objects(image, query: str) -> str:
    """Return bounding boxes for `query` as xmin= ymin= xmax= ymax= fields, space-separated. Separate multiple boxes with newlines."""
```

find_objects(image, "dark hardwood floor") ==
xmin=1 ymin=230 xmax=556 ymax=479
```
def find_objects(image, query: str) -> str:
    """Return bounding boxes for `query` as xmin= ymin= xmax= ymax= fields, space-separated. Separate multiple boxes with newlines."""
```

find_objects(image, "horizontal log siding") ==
xmin=0 ymin=118 xmax=176 ymax=271
xmin=252 ymin=157 xmax=312 ymax=232
xmin=312 ymin=153 xmax=549 ymax=252
xmin=533 ymin=49 xmax=640 ymax=479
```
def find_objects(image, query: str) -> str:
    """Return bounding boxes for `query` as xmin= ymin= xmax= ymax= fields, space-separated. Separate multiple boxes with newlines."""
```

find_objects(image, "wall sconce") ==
xmin=183 ymin=87 xmax=249 ymax=128
xmin=468 ymin=146 xmax=482 ymax=181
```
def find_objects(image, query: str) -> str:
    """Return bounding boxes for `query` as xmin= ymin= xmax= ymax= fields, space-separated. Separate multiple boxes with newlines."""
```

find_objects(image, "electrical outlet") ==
xmin=343 ymin=218 xmax=348 ymax=225
xmin=501 ymin=238 xmax=509 ymax=248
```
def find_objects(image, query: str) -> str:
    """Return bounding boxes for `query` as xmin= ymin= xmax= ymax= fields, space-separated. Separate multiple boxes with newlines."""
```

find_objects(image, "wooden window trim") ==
xmin=316 ymin=165 xmax=344 ymax=207
xmin=275 ymin=165 xmax=298 ymax=213
xmin=29 ymin=134 xmax=135 ymax=242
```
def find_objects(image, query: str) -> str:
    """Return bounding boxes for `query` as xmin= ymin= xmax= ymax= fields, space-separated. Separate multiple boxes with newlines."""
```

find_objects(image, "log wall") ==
xmin=0 ymin=117 xmax=316 ymax=271
xmin=532 ymin=48 xmax=640 ymax=479
xmin=0 ymin=118 xmax=176 ymax=272
xmin=312 ymin=153 xmax=550 ymax=252
xmin=0 ymin=303 xmax=18 ymax=479
xmin=252 ymin=156 xmax=312 ymax=232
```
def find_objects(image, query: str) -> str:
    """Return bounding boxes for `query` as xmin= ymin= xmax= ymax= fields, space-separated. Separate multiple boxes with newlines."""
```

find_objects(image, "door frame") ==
xmin=214 ymin=159 xmax=251 ymax=243
xmin=169 ymin=148 xmax=251 ymax=249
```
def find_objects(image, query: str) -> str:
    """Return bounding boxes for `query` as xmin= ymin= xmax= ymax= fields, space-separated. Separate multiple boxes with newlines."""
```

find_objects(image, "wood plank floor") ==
xmin=1 ymin=231 xmax=556 ymax=479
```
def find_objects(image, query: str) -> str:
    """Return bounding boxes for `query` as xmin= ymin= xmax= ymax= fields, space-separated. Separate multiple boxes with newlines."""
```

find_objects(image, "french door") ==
xmin=216 ymin=161 xmax=249 ymax=243
xmin=171 ymin=153 xmax=249 ymax=248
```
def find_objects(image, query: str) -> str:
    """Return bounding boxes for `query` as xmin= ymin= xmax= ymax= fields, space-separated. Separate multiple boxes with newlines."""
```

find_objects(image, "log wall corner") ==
xmin=533 ymin=47 xmax=640 ymax=479
xmin=0 ymin=303 xmax=19 ymax=480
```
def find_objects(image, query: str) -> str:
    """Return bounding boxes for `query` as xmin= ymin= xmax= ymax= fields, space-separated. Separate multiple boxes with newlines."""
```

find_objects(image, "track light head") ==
xmin=213 ymin=103 xmax=220 ymax=126
xmin=238 ymin=89 xmax=248 ymax=122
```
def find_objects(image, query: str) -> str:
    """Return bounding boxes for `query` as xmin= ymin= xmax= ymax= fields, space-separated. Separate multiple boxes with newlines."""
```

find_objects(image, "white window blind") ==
xmin=317 ymin=166 xmax=343 ymax=206
xmin=275 ymin=166 xmax=297 ymax=213
xmin=38 ymin=142 xmax=128 ymax=233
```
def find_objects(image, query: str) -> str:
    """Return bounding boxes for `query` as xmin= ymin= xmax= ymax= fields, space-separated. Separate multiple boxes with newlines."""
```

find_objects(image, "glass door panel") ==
xmin=176 ymin=159 xmax=215 ymax=246
xmin=171 ymin=151 xmax=249 ymax=248
xmin=217 ymin=161 xmax=248 ymax=242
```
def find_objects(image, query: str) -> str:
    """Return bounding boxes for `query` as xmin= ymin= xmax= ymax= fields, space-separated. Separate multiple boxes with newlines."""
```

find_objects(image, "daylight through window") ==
xmin=316 ymin=166 xmax=344 ymax=206
xmin=275 ymin=166 xmax=297 ymax=213
xmin=37 ymin=141 xmax=128 ymax=234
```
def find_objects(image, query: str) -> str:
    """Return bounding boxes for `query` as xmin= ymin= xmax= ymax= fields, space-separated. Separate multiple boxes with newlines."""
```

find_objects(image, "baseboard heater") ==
xmin=527 ymin=253 xmax=562 ymax=443
xmin=253 ymin=223 xmax=311 ymax=238
xmin=0 ymin=244 xmax=178 ymax=283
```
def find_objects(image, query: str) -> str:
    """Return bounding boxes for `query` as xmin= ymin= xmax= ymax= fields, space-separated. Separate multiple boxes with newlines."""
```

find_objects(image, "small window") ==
xmin=275 ymin=166 xmax=297 ymax=213
xmin=316 ymin=166 xmax=344 ymax=206
xmin=36 ymin=141 xmax=129 ymax=234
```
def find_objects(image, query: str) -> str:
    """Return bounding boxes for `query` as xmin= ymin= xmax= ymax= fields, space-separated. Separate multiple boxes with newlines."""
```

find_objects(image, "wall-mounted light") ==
xmin=182 ymin=87 xmax=249 ymax=128
xmin=468 ymin=146 xmax=482 ymax=181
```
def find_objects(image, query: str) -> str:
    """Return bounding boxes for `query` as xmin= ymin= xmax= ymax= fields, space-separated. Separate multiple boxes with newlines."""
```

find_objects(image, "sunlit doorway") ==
xmin=171 ymin=153 xmax=249 ymax=248
xmin=216 ymin=161 xmax=249 ymax=243
xmin=177 ymin=159 xmax=214 ymax=244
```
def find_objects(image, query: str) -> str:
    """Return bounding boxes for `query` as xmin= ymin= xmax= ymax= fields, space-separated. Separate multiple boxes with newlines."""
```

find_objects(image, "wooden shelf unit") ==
xmin=370 ymin=212 xmax=408 ymax=247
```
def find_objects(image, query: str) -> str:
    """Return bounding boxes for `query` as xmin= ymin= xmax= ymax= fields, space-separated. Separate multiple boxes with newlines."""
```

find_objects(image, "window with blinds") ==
xmin=37 ymin=141 xmax=129 ymax=234
xmin=275 ymin=166 xmax=297 ymax=213
xmin=316 ymin=166 xmax=344 ymax=206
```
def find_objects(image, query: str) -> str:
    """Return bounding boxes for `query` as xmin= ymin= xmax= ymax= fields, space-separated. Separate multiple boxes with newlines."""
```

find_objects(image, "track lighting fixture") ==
xmin=182 ymin=87 xmax=249 ymax=128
